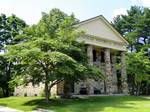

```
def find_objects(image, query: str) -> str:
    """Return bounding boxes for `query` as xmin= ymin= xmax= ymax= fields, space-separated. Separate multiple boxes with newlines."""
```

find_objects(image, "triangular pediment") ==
xmin=76 ymin=15 xmax=128 ymax=45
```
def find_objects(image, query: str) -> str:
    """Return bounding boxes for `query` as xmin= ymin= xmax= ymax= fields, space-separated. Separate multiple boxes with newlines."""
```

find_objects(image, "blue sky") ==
xmin=0 ymin=0 xmax=149 ymax=25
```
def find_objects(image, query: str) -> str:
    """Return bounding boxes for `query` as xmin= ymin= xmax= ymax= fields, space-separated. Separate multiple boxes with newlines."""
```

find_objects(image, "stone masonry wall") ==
xmin=14 ymin=82 xmax=57 ymax=97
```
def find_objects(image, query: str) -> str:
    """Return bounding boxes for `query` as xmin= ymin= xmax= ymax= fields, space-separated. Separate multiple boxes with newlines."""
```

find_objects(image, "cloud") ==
xmin=112 ymin=0 xmax=150 ymax=18
xmin=141 ymin=0 xmax=150 ymax=7
xmin=112 ymin=8 xmax=127 ymax=17
xmin=130 ymin=0 xmax=150 ymax=7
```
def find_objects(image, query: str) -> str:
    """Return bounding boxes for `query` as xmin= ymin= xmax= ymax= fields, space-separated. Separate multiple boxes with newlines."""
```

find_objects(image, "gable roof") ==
xmin=76 ymin=15 xmax=129 ymax=45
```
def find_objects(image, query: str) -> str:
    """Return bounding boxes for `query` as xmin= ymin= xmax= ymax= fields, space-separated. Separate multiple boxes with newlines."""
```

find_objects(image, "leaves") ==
xmin=6 ymin=8 xmax=102 ymax=97
xmin=126 ymin=52 xmax=150 ymax=84
xmin=112 ymin=6 xmax=150 ymax=52
xmin=0 ymin=14 xmax=27 ymax=97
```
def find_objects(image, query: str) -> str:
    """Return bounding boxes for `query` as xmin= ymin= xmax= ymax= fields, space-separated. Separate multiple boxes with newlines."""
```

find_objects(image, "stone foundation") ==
xmin=14 ymin=46 xmax=128 ymax=96
xmin=14 ymin=82 xmax=57 ymax=97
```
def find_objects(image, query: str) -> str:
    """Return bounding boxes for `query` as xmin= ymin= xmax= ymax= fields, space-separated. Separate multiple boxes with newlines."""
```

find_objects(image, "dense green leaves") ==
xmin=0 ymin=14 xmax=27 ymax=48
xmin=126 ymin=52 xmax=150 ymax=95
xmin=112 ymin=6 xmax=150 ymax=95
xmin=112 ymin=6 xmax=150 ymax=52
xmin=0 ymin=14 xmax=27 ymax=97
xmin=7 ymin=9 xmax=102 ymax=101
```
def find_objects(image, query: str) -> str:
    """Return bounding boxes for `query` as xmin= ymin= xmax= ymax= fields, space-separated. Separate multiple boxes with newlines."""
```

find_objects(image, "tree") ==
xmin=0 ymin=56 xmax=13 ymax=97
xmin=126 ymin=51 xmax=150 ymax=95
xmin=0 ymin=14 xmax=27 ymax=48
xmin=0 ymin=14 xmax=27 ymax=97
xmin=112 ymin=6 xmax=150 ymax=95
xmin=7 ymin=9 xmax=102 ymax=102
xmin=112 ymin=6 xmax=150 ymax=52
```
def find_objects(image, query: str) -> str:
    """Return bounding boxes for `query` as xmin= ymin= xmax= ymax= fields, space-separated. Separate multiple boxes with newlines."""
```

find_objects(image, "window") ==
xmin=70 ymin=82 xmax=74 ymax=93
xmin=93 ymin=50 xmax=97 ymax=62
xmin=101 ymin=51 xmax=105 ymax=63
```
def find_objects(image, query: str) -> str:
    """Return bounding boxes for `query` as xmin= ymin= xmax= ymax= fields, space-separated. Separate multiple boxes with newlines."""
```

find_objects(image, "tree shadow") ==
xmin=23 ymin=96 xmax=150 ymax=112
xmin=0 ymin=103 xmax=7 ymax=107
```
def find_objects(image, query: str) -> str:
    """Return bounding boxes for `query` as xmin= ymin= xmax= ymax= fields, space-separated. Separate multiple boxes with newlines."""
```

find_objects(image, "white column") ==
xmin=86 ymin=45 xmax=94 ymax=94
xmin=121 ymin=51 xmax=128 ymax=94
xmin=104 ymin=48 xmax=113 ymax=94
xmin=111 ymin=53 xmax=118 ymax=93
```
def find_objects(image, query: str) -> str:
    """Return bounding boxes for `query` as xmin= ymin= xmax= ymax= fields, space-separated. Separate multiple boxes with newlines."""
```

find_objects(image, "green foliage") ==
xmin=7 ymin=8 xmax=102 ymax=101
xmin=40 ymin=89 xmax=45 ymax=97
xmin=0 ymin=14 xmax=27 ymax=97
xmin=126 ymin=51 xmax=150 ymax=95
xmin=112 ymin=6 xmax=150 ymax=52
xmin=0 ymin=88 xmax=3 ymax=97
xmin=0 ymin=14 xmax=27 ymax=48
xmin=127 ymin=52 xmax=150 ymax=83
xmin=112 ymin=6 xmax=150 ymax=95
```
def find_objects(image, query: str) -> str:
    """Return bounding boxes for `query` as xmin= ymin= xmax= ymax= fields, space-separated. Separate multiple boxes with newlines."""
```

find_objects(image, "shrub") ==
xmin=0 ymin=88 xmax=3 ymax=97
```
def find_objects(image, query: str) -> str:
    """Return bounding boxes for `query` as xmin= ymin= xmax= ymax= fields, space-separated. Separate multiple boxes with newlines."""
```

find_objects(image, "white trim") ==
xmin=76 ymin=15 xmax=129 ymax=45
xmin=100 ymin=16 xmax=129 ymax=45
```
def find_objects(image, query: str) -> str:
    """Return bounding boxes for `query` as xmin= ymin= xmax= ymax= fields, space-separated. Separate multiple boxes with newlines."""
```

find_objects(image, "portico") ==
xmin=14 ymin=15 xmax=129 ymax=97
xmin=73 ymin=15 xmax=129 ymax=95
xmin=76 ymin=45 xmax=128 ymax=95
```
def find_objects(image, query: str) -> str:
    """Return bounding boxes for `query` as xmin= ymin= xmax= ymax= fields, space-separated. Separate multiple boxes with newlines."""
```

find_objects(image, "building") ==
xmin=14 ymin=15 xmax=129 ymax=96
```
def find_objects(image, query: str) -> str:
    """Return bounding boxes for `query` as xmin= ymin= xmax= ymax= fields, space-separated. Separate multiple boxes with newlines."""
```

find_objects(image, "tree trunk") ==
xmin=63 ymin=80 xmax=71 ymax=98
xmin=5 ymin=88 xmax=10 ymax=97
xmin=45 ymin=82 xmax=50 ymax=102
xmin=146 ymin=83 xmax=149 ymax=95
xmin=131 ymin=85 xmax=135 ymax=95
xmin=2 ymin=89 xmax=5 ymax=97
xmin=2 ymin=85 xmax=10 ymax=97
xmin=3 ymin=62 xmax=12 ymax=97
xmin=104 ymin=81 xmax=106 ymax=94
xmin=136 ymin=83 xmax=140 ymax=96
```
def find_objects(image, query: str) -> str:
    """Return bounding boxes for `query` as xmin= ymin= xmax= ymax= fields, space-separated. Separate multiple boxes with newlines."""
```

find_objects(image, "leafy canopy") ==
xmin=7 ymin=8 xmax=102 ymax=100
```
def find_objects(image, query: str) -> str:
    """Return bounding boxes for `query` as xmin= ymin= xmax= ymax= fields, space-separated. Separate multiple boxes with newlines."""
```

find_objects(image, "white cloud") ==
xmin=141 ymin=0 xmax=150 ymax=7
xmin=130 ymin=0 xmax=150 ymax=7
xmin=112 ymin=8 xmax=127 ymax=17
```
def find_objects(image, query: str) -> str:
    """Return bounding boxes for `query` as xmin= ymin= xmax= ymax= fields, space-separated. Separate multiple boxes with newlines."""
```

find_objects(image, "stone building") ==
xmin=14 ymin=15 xmax=128 ymax=96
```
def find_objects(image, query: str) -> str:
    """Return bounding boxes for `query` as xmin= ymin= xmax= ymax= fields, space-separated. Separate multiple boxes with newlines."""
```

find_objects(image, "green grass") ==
xmin=0 ymin=96 xmax=150 ymax=112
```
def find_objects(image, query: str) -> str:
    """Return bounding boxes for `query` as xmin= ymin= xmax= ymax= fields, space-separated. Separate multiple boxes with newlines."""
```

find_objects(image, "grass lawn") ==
xmin=0 ymin=96 xmax=150 ymax=112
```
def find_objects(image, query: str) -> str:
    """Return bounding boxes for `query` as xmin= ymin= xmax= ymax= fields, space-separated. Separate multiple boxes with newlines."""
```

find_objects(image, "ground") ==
xmin=0 ymin=96 xmax=150 ymax=112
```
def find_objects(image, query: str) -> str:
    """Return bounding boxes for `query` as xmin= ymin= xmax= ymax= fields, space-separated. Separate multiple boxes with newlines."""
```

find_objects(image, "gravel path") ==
xmin=0 ymin=106 xmax=54 ymax=112
xmin=33 ymin=108 xmax=54 ymax=112
xmin=0 ymin=106 xmax=22 ymax=112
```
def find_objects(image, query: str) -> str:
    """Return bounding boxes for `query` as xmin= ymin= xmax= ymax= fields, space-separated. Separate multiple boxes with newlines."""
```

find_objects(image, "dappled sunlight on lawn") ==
xmin=0 ymin=96 xmax=150 ymax=112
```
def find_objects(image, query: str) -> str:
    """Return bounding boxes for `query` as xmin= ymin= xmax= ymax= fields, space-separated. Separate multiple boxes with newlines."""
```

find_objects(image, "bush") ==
xmin=40 ymin=89 xmax=45 ymax=97
xmin=0 ymin=88 xmax=3 ymax=98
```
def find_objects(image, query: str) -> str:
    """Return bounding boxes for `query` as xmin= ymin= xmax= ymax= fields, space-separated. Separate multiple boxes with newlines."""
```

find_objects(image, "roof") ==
xmin=76 ymin=15 xmax=129 ymax=45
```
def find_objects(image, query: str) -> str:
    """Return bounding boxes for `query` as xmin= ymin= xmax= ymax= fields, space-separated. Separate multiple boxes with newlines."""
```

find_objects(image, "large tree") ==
xmin=112 ymin=6 xmax=150 ymax=95
xmin=0 ymin=14 xmax=27 ymax=97
xmin=112 ymin=6 xmax=150 ymax=52
xmin=126 ymin=51 xmax=150 ymax=95
xmin=8 ymin=9 xmax=103 ymax=102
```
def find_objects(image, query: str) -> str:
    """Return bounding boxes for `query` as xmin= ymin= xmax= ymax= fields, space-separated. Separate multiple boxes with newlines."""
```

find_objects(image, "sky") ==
xmin=0 ymin=0 xmax=150 ymax=25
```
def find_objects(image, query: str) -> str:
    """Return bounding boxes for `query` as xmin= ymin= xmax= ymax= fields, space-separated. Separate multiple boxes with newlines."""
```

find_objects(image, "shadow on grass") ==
xmin=22 ymin=96 xmax=150 ymax=112
xmin=0 ymin=103 xmax=7 ymax=107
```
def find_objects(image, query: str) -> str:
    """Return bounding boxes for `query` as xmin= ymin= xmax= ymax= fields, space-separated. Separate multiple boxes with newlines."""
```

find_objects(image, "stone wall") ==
xmin=14 ymin=82 xmax=57 ymax=97
xmin=14 ymin=48 xmax=128 ymax=96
